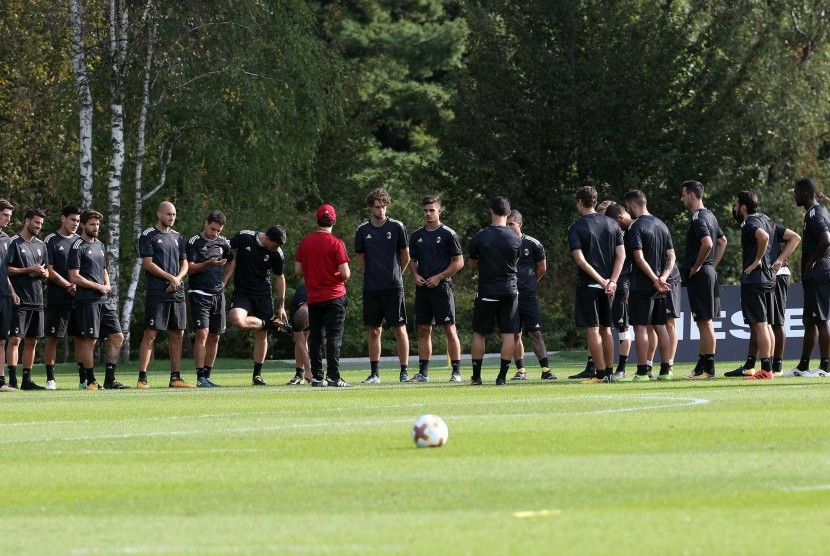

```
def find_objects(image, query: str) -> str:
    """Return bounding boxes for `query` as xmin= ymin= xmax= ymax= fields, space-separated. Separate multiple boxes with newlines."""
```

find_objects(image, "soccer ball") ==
xmin=411 ymin=414 xmax=449 ymax=448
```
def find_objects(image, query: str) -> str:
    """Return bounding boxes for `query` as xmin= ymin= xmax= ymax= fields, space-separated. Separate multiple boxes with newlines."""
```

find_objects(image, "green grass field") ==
xmin=3 ymin=354 xmax=830 ymax=555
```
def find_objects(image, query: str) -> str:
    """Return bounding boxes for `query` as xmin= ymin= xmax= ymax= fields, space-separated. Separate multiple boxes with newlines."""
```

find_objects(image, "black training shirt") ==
xmin=409 ymin=224 xmax=463 ymax=284
xmin=469 ymin=225 xmax=520 ymax=297
xmin=229 ymin=230 xmax=284 ymax=296
xmin=567 ymin=213 xmax=623 ymax=286
xmin=355 ymin=218 xmax=408 ymax=293
xmin=138 ymin=226 xmax=187 ymax=301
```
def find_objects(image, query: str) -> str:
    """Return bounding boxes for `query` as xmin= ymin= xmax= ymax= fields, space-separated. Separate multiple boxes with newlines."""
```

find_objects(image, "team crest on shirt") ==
xmin=89 ymin=328 xmax=94 ymax=334
xmin=264 ymin=255 xmax=269 ymax=262
xmin=386 ymin=232 xmax=391 ymax=239
xmin=37 ymin=249 xmax=42 ymax=256
xmin=436 ymin=237 xmax=441 ymax=243
xmin=524 ymin=248 xmax=530 ymax=256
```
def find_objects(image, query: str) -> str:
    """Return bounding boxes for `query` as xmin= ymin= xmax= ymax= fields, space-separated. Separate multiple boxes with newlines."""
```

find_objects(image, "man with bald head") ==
xmin=136 ymin=201 xmax=192 ymax=388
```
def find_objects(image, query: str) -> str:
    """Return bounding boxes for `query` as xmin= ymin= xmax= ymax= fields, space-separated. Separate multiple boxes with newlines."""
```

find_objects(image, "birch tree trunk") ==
xmin=105 ymin=0 xmax=128 ymax=358
xmin=70 ymin=0 xmax=94 ymax=207
xmin=120 ymin=20 xmax=162 ymax=358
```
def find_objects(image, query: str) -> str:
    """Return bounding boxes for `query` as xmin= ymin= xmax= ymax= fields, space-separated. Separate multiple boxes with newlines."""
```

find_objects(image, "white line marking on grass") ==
xmin=44 ymin=448 xmax=262 ymax=456
xmin=781 ymin=484 xmax=830 ymax=492
xmin=71 ymin=543 xmax=403 ymax=554
xmin=0 ymin=395 xmax=710 ymax=447
xmin=513 ymin=509 xmax=562 ymax=518
xmin=577 ymin=395 xmax=710 ymax=414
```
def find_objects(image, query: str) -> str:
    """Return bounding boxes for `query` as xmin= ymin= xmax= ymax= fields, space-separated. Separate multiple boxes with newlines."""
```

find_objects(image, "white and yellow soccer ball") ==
xmin=411 ymin=414 xmax=449 ymax=448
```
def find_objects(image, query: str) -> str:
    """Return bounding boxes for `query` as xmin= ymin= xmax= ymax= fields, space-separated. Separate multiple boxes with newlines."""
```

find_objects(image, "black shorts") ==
xmin=414 ymin=283 xmax=455 ymax=326
xmin=741 ymin=287 xmax=774 ymax=325
xmin=574 ymin=286 xmax=612 ymax=328
xmin=611 ymin=280 xmax=629 ymax=331
xmin=771 ymin=274 xmax=789 ymax=326
xmin=472 ymin=293 xmax=519 ymax=334
xmin=517 ymin=295 xmax=543 ymax=333
xmin=804 ymin=278 xmax=830 ymax=321
xmin=45 ymin=306 xmax=78 ymax=338
xmin=145 ymin=298 xmax=187 ymax=330
xmin=292 ymin=303 xmax=309 ymax=331
xmin=686 ymin=265 xmax=720 ymax=321
xmin=189 ymin=292 xmax=226 ymax=335
xmin=0 ymin=296 xmax=12 ymax=341
xmin=230 ymin=292 xmax=274 ymax=322
xmin=77 ymin=302 xmax=122 ymax=339
xmin=11 ymin=306 xmax=44 ymax=338
xmin=666 ymin=280 xmax=681 ymax=319
xmin=628 ymin=289 xmax=668 ymax=326
xmin=363 ymin=290 xmax=407 ymax=328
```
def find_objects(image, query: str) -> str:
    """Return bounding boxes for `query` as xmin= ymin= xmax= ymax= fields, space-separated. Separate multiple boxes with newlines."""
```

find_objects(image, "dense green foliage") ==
xmin=2 ymin=359 xmax=830 ymax=554
xmin=2 ymin=1 xmax=830 ymax=358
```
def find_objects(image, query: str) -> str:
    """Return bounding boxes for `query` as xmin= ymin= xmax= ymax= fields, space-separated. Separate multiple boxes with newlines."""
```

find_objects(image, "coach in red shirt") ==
xmin=295 ymin=204 xmax=351 ymax=387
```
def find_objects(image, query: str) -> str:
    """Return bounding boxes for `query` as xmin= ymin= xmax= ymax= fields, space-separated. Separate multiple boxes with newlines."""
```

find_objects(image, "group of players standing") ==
xmin=0 ymin=176 xmax=826 ymax=391
xmin=567 ymin=178 xmax=830 ymax=384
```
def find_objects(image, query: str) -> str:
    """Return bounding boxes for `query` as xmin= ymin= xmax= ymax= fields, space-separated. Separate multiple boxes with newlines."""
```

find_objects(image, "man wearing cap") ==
xmin=295 ymin=204 xmax=351 ymax=387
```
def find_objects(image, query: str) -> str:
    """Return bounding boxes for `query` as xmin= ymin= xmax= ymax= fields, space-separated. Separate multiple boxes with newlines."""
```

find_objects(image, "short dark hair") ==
xmin=206 ymin=210 xmax=226 ymax=226
xmin=61 ymin=205 xmax=81 ymax=217
xmin=24 ymin=208 xmax=46 ymax=221
xmin=604 ymin=203 xmax=626 ymax=220
xmin=0 ymin=199 xmax=14 ymax=211
xmin=366 ymin=188 xmax=391 ymax=207
xmin=795 ymin=178 xmax=817 ymax=196
xmin=265 ymin=225 xmax=286 ymax=246
xmin=80 ymin=209 xmax=103 ymax=224
xmin=422 ymin=195 xmax=440 ymax=206
xmin=508 ymin=209 xmax=523 ymax=223
xmin=490 ymin=196 xmax=511 ymax=216
xmin=681 ymin=180 xmax=704 ymax=199
xmin=623 ymin=190 xmax=647 ymax=208
xmin=736 ymin=191 xmax=759 ymax=214
xmin=574 ymin=186 xmax=597 ymax=208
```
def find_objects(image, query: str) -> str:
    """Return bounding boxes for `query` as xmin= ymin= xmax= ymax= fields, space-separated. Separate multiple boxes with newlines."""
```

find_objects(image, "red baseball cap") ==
xmin=316 ymin=204 xmax=336 ymax=224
